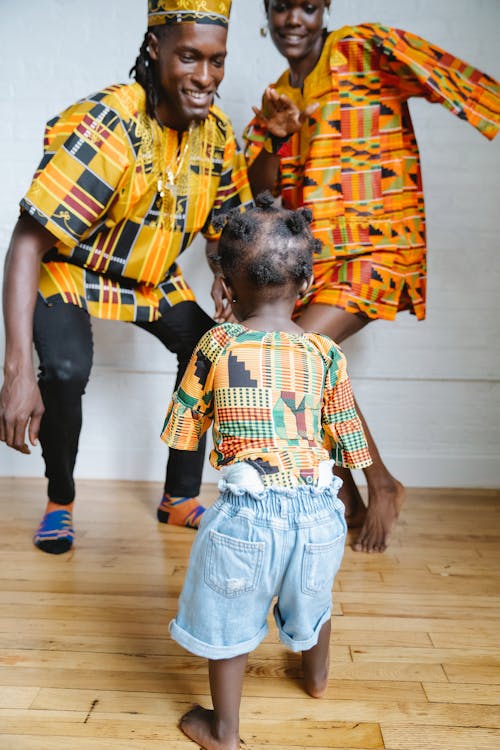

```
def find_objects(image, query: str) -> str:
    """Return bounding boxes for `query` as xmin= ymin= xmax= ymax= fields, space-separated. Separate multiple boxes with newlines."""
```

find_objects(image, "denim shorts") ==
xmin=169 ymin=464 xmax=347 ymax=660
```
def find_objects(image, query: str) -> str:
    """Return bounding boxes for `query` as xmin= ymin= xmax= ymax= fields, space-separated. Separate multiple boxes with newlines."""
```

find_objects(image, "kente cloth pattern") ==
xmin=148 ymin=0 xmax=232 ymax=27
xmin=245 ymin=25 xmax=500 ymax=321
xmin=161 ymin=323 xmax=372 ymax=488
xmin=21 ymin=82 xmax=252 ymax=322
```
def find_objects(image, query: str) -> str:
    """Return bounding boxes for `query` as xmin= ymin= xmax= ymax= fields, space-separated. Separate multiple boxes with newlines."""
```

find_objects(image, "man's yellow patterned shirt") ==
xmin=22 ymin=82 xmax=252 ymax=321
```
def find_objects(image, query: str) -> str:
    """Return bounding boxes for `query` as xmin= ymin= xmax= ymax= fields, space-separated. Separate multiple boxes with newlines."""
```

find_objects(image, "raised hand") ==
xmin=252 ymin=86 xmax=319 ymax=138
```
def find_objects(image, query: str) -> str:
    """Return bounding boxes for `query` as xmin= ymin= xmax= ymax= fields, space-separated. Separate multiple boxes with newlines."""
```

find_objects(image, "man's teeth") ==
xmin=185 ymin=90 xmax=209 ymax=99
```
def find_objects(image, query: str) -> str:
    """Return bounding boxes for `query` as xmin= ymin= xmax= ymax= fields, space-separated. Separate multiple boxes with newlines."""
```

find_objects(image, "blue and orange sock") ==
xmin=157 ymin=494 xmax=205 ymax=529
xmin=34 ymin=506 xmax=74 ymax=554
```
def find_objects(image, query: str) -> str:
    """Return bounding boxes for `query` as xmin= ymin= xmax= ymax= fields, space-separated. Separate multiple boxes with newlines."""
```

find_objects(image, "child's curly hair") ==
xmin=214 ymin=191 xmax=322 ymax=290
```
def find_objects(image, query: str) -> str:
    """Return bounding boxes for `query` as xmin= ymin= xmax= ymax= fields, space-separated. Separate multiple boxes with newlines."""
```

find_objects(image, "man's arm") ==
xmin=0 ymin=213 xmax=57 ymax=453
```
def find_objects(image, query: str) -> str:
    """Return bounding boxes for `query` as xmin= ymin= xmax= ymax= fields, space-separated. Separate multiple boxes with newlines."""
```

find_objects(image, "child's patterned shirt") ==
xmin=161 ymin=323 xmax=372 ymax=488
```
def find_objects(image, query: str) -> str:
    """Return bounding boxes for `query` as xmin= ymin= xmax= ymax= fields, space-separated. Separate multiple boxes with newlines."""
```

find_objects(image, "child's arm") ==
xmin=160 ymin=329 xmax=221 ymax=452
xmin=321 ymin=345 xmax=372 ymax=470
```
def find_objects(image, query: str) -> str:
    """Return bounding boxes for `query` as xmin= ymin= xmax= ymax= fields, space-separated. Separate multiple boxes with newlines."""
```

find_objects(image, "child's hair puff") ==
xmin=216 ymin=192 xmax=321 ymax=290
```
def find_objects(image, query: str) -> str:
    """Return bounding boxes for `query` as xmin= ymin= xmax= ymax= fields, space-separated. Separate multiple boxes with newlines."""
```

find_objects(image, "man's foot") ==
xmin=352 ymin=479 xmax=405 ymax=553
xmin=33 ymin=507 xmax=74 ymax=554
xmin=157 ymin=494 xmax=205 ymax=528
xmin=179 ymin=705 xmax=240 ymax=750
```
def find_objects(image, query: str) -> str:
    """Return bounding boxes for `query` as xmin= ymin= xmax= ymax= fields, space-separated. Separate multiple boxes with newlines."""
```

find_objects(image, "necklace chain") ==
xmin=157 ymin=122 xmax=194 ymax=199
xmin=137 ymin=109 xmax=221 ymax=231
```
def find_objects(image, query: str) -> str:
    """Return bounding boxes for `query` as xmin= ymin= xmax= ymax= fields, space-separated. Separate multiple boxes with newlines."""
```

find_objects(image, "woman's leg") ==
xmin=296 ymin=303 xmax=404 ymax=553
xmin=33 ymin=299 xmax=93 ymax=552
xmin=301 ymin=619 xmax=331 ymax=698
xmin=179 ymin=653 xmax=248 ymax=750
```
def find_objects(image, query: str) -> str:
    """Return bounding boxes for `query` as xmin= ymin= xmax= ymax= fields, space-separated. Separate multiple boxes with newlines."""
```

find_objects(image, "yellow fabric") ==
xmin=22 ymin=82 xmax=252 ymax=322
xmin=148 ymin=0 xmax=231 ymax=27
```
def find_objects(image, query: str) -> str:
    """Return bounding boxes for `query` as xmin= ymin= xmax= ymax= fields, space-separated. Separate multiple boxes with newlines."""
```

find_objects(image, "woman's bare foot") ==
xmin=179 ymin=705 xmax=240 ymax=750
xmin=344 ymin=495 xmax=367 ymax=529
xmin=335 ymin=466 xmax=367 ymax=528
xmin=352 ymin=479 xmax=405 ymax=553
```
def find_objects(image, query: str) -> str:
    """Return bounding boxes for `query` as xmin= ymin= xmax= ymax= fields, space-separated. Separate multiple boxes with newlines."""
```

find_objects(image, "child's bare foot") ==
xmin=179 ymin=705 xmax=240 ymax=750
xmin=352 ymin=479 xmax=405 ymax=553
xmin=301 ymin=621 xmax=330 ymax=698
xmin=302 ymin=655 xmax=329 ymax=698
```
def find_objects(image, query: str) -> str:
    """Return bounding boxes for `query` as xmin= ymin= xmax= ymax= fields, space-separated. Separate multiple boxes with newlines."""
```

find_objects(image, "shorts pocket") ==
xmin=204 ymin=529 xmax=265 ymax=598
xmin=301 ymin=532 xmax=345 ymax=596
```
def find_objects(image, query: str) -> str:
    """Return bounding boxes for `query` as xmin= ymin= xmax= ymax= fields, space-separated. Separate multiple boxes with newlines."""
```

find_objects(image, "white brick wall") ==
xmin=0 ymin=1 xmax=499 ymax=488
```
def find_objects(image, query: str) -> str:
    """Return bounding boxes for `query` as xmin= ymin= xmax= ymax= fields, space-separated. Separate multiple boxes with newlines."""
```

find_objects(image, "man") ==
xmin=0 ymin=0 xmax=252 ymax=553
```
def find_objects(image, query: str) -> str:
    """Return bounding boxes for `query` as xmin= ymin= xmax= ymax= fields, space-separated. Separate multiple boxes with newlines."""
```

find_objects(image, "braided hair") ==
xmin=129 ymin=25 xmax=169 ymax=120
xmin=215 ymin=192 xmax=322 ymax=292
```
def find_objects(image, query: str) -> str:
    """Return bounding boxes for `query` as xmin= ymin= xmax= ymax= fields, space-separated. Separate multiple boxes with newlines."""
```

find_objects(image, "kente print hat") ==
xmin=148 ymin=0 xmax=232 ymax=28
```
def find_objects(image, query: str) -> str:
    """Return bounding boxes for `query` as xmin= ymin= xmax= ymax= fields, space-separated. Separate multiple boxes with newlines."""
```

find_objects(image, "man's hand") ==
xmin=0 ymin=369 xmax=44 ymax=454
xmin=211 ymin=276 xmax=235 ymax=323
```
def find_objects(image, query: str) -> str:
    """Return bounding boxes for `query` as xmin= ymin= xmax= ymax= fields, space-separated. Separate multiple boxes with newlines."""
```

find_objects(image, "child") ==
xmin=160 ymin=192 xmax=372 ymax=750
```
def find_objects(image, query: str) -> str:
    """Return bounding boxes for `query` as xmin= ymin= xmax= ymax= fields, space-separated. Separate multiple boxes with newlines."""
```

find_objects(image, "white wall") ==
xmin=0 ymin=0 xmax=499 ymax=489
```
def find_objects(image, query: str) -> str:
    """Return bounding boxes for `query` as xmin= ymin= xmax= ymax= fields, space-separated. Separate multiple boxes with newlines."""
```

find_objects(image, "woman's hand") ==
xmin=252 ymin=86 xmax=319 ymax=138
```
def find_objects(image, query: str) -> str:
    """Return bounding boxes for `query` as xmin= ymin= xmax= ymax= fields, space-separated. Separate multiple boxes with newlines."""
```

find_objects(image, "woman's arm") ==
xmin=246 ymin=86 xmax=318 ymax=196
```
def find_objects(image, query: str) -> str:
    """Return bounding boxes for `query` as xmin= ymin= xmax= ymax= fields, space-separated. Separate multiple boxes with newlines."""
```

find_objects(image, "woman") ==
xmin=243 ymin=0 xmax=500 ymax=552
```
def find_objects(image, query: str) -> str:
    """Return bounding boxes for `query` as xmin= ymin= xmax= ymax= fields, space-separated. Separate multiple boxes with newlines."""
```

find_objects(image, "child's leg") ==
xmin=180 ymin=652 xmax=248 ymax=750
xmin=301 ymin=619 xmax=331 ymax=698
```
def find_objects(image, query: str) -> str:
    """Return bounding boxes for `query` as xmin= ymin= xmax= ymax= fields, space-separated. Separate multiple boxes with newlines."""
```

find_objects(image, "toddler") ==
xmin=161 ymin=192 xmax=372 ymax=750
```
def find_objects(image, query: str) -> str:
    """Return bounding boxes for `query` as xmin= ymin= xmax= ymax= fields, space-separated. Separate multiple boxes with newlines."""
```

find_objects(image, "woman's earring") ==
xmin=324 ymin=7 xmax=330 ymax=29
xmin=232 ymin=298 xmax=237 ymax=303
xmin=260 ymin=23 xmax=268 ymax=37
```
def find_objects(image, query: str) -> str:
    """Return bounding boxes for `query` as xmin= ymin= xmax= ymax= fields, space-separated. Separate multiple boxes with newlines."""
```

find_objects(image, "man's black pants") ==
xmin=33 ymin=298 xmax=214 ymax=504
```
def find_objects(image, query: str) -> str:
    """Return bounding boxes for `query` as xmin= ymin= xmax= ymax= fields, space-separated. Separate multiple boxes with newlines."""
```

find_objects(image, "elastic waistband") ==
xmin=217 ymin=463 xmax=344 ymax=518
xmin=219 ymin=459 xmax=336 ymax=496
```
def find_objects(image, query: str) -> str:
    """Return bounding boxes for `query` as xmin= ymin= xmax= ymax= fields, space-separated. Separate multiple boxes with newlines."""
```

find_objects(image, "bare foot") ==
xmin=301 ymin=620 xmax=331 ymax=698
xmin=179 ymin=705 xmax=240 ymax=750
xmin=335 ymin=466 xmax=367 ymax=528
xmin=302 ymin=654 xmax=329 ymax=698
xmin=352 ymin=479 xmax=405 ymax=553
xmin=344 ymin=495 xmax=367 ymax=529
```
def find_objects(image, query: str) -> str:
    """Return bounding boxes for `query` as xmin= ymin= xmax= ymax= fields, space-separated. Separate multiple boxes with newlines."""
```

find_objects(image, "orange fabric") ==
xmin=245 ymin=25 xmax=500 ymax=321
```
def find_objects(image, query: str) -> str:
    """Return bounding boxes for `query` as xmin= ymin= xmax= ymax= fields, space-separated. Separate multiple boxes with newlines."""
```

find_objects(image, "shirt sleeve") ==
xmin=321 ymin=343 xmax=372 ymax=470
xmin=243 ymin=116 xmax=267 ymax=168
xmin=160 ymin=325 xmax=232 ymax=451
xmin=374 ymin=25 xmax=500 ymax=140
xmin=202 ymin=120 xmax=254 ymax=239
xmin=20 ymin=97 xmax=131 ymax=247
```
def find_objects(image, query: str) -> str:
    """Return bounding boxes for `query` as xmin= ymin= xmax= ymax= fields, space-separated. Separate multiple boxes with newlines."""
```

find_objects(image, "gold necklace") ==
xmin=157 ymin=122 xmax=194 ymax=199
xmin=155 ymin=122 xmax=194 ymax=230
xmin=137 ymin=109 xmax=223 ymax=231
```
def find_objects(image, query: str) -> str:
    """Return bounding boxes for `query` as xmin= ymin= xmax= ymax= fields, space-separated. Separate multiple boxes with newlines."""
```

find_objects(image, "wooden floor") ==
xmin=0 ymin=479 xmax=499 ymax=750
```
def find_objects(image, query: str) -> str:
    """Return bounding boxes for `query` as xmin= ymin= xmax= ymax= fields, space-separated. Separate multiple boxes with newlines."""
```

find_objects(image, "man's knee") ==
xmin=39 ymin=356 xmax=91 ymax=396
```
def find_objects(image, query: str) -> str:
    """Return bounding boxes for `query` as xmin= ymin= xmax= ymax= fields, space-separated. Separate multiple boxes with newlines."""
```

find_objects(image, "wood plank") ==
xmin=0 ymin=712 xmax=384 ymax=748
xmin=1 ymin=479 xmax=499 ymax=750
xmin=382 ymin=725 xmax=500 ymax=750
xmin=423 ymin=682 xmax=500 ymax=706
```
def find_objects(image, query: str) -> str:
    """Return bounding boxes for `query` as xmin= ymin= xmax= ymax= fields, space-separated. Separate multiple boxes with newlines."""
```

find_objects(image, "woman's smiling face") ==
xmin=265 ymin=1 xmax=330 ymax=64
